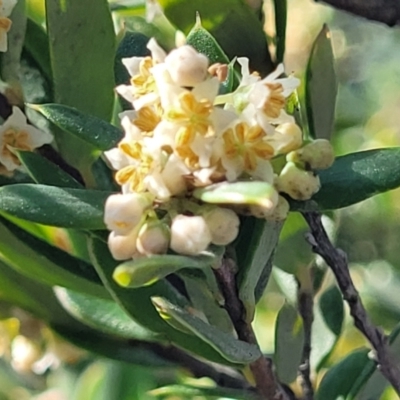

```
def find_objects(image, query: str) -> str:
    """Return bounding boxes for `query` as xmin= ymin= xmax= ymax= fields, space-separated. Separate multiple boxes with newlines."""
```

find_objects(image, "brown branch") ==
xmin=303 ymin=211 xmax=400 ymax=395
xmin=315 ymin=0 xmax=400 ymax=26
xmin=297 ymin=282 xmax=314 ymax=400
xmin=214 ymin=257 xmax=290 ymax=400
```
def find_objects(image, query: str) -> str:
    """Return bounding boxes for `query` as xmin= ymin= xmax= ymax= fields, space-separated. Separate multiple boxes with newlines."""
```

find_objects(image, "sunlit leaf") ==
xmin=305 ymin=24 xmax=337 ymax=140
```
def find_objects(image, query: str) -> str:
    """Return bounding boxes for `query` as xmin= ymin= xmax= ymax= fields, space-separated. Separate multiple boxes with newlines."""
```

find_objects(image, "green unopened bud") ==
xmin=108 ymin=228 xmax=140 ymax=261
xmin=276 ymin=161 xmax=320 ymax=201
xmin=170 ymin=215 xmax=212 ymax=255
xmin=287 ymin=139 xmax=335 ymax=170
xmin=203 ymin=207 xmax=240 ymax=245
xmin=136 ymin=220 xmax=170 ymax=255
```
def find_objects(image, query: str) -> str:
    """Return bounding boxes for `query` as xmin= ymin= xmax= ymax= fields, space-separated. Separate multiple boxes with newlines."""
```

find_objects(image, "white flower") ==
xmin=0 ymin=107 xmax=53 ymax=171
xmin=170 ymin=215 xmax=212 ymax=255
xmin=0 ymin=0 xmax=17 ymax=52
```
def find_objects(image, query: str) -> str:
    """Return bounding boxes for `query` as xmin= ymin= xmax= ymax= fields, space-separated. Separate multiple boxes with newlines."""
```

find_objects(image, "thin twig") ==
xmin=297 ymin=280 xmax=314 ymax=400
xmin=303 ymin=211 xmax=400 ymax=395
xmin=214 ymin=257 xmax=290 ymax=400
xmin=315 ymin=0 xmax=400 ymax=26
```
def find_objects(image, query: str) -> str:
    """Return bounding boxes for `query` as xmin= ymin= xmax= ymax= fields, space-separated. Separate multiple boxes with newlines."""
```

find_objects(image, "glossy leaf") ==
xmin=193 ymin=181 xmax=277 ymax=207
xmin=319 ymin=285 xmax=343 ymax=337
xmin=158 ymin=0 xmax=273 ymax=75
xmin=30 ymin=103 xmax=123 ymax=152
xmin=152 ymin=297 xmax=262 ymax=364
xmin=305 ymin=24 xmax=337 ymax=140
xmin=45 ymin=0 xmax=115 ymax=169
xmin=274 ymin=0 xmax=287 ymax=63
xmin=88 ymin=237 xmax=240 ymax=366
xmin=16 ymin=150 xmax=83 ymax=188
xmin=236 ymin=218 xmax=283 ymax=322
xmin=274 ymin=303 xmax=304 ymax=384
xmin=55 ymin=287 xmax=160 ymax=341
xmin=114 ymin=251 xmax=221 ymax=288
xmin=290 ymin=148 xmax=400 ymax=211
xmin=0 ymin=218 xmax=107 ymax=299
xmin=0 ymin=184 xmax=111 ymax=229
xmin=315 ymin=349 xmax=370 ymax=400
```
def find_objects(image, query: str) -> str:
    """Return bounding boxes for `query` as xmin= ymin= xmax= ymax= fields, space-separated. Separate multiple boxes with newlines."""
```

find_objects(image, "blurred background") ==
xmin=2 ymin=0 xmax=400 ymax=398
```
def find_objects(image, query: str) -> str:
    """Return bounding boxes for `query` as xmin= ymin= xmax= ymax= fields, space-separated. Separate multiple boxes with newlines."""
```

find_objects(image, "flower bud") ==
xmin=274 ymin=123 xmax=303 ymax=154
xmin=203 ymin=207 xmax=240 ymax=245
xmin=249 ymin=188 xmax=279 ymax=218
xmin=276 ymin=161 xmax=320 ymax=200
xmin=266 ymin=195 xmax=290 ymax=221
xmin=11 ymin=335 xmax=41 ymax=373
xmin=104 ymin=193 xmax=152 ymax=235
xmin=108 ymin=228 xmax=140 ymax=260
xmin=164 ymin=45 xmax=209 ymax=87
xmin=136 ymin=219 xmax=170 ymax=255
xmin=287 ymin=139 xmax=335 ymax=170
xmin=170 ymin=215 xmax=212 ymax=255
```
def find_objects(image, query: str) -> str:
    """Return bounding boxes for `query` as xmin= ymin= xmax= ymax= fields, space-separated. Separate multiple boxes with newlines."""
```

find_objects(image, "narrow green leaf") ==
xmin=290 ymin=148 xmax=400 ymax=211
xmin=45 ymin=0 xmax=115 ymax=168
xmin=0 ymin=184 xmax=111 ymax=229
xmin=236 ymin=218 xmax=283 ymax=322
xmin=114 ymin=252 xmax=220 ymax=288
xmin=0 ymin=217 xmax=108 ymax=299
xmin=274 ymin=303 xmax=304 ymax=384
xmin=30 ymin=103 xmax=123 ymax=152
xmin=305 ymin=24 xmax=337 ymax=140
xmin=274 ymin=0 xmax=287 ymax=63
xmin=158 ymin=0 xmax=273 ymax=75
xmin=152 ymin=297 xmax=262 ymax=364
xmin=315 ymin=349 xmax=370 ymax=400
xmin=193 ymin=181 xmax=277 ymax=207
xmin=88 ymin=237 xmax=240 ymax=366
xmin=16 ymin=150 xmax=83 ymax=188
xmin=319 ymin=285 xmax=343 ymax=337
xmin=55 ymin=287 xmax=160 ymax=342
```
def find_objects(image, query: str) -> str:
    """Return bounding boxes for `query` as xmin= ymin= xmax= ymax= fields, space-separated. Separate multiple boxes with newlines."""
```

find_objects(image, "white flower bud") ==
xmin=266 ymin=195 xmax=290 ymax=221
xmin=274 ymin=123 xmax=303 ymax=154
xmin=104 ymin=193 xmax=152 ymax=235
xmin=108 ymin=228 xmax=140 ymax=260
xmin=164 ymin=45 xmax=209 ymax=87
xmin=286 ymin=139 xmax=335 ymax=170
xmin=170 ymin=215 xmax=212 ymax=255
xmin=276 ymin=161 xmax=320 ymax=201
xmin=136 ymin=220 xmax=170 ymax=255
xmin=203 ymin=207 xmax=240 ymax=245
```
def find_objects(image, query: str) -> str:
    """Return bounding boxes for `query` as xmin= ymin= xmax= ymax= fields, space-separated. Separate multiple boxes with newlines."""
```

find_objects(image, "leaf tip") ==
xmin=113 ymin=267 xmax=132 ymax=287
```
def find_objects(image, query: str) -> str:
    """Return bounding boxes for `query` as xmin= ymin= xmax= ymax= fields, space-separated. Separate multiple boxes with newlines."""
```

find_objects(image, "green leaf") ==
xmin=273 ymin=0 xmax=287 ymax=63
xmin=55 ymin=287 xmax=160 ymax=342
xmin=45 ymin=0 xmax=115 ymax=169
xmin=0 ymin=217 xmax=108 ymax=299
xmin=113 ymin=252 xmax=221 ymax=288
xmin=158 ymin=0 xmax=273 ymax=75
xmin=236 ymin=218 xmax=283 ymax=322
xmin=152 ymin=297 xmax=262 ymax=364
xmin=315 ymin=349 xmax=370 ymax=400
xmin=274 ymin=303 xmax=304 ymax=384
xmin=193 ymin=181 xmax=277 ymax=207
xmin=291 ymin=148 xmax=400 ymax=211
xmin=305 ymin=24 xmax=337 ymax=140
xmin=88 ymin=237 xmax=241 ymax=366
xmin=30 ymin=103 xmax=123 ymax=152
xmin=16 ymin=150 xmax=83 ymax=188
xmin=312 ymin=285 xmax=344 ymax=370
xmin=24 ymin=18 xmax=52 ymax=81
xmin=150 ymin=384 xmax=259 ymax=400
xmin=0 ymin=184 xmax=111 ymax=229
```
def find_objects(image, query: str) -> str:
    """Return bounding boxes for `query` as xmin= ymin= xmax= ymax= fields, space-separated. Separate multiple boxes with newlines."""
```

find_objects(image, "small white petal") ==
xmin=147 ymin=38 xmax=167 ymax=63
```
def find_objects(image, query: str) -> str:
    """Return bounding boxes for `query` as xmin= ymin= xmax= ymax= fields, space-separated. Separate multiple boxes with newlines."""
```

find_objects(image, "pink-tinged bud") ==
xmin=136 ymin=220 xmax=170 ymax=255
xmin=170 ymin=215 xmax=212 ymax=255
xmin=164 ymin=45 xmax=209 ymax=87
xmin=104 ymin=193 xmax=152 ymax=235
xmin=276 ymin=161 xmax=320 ymax=201
xmin=287 ymin=139 xmax=335 ymax=170
xmin=203 ymin=207 xmax=240 ymax=245
xmin=108 ymin=228 xmax=140 ymax=261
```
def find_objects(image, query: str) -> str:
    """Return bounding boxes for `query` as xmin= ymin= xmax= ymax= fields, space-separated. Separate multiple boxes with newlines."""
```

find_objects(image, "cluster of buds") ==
xmin=104 ymin=39 xmax=334 ymax=259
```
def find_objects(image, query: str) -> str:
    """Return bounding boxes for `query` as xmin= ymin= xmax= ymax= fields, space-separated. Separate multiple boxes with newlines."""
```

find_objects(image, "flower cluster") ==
xmin=0 ymin=107 xmax=53 ymax=174
xmin=104 ymin=39 xmax=334 ymax=258
xmin=0 ymin=0 xmax=17 ymax=52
